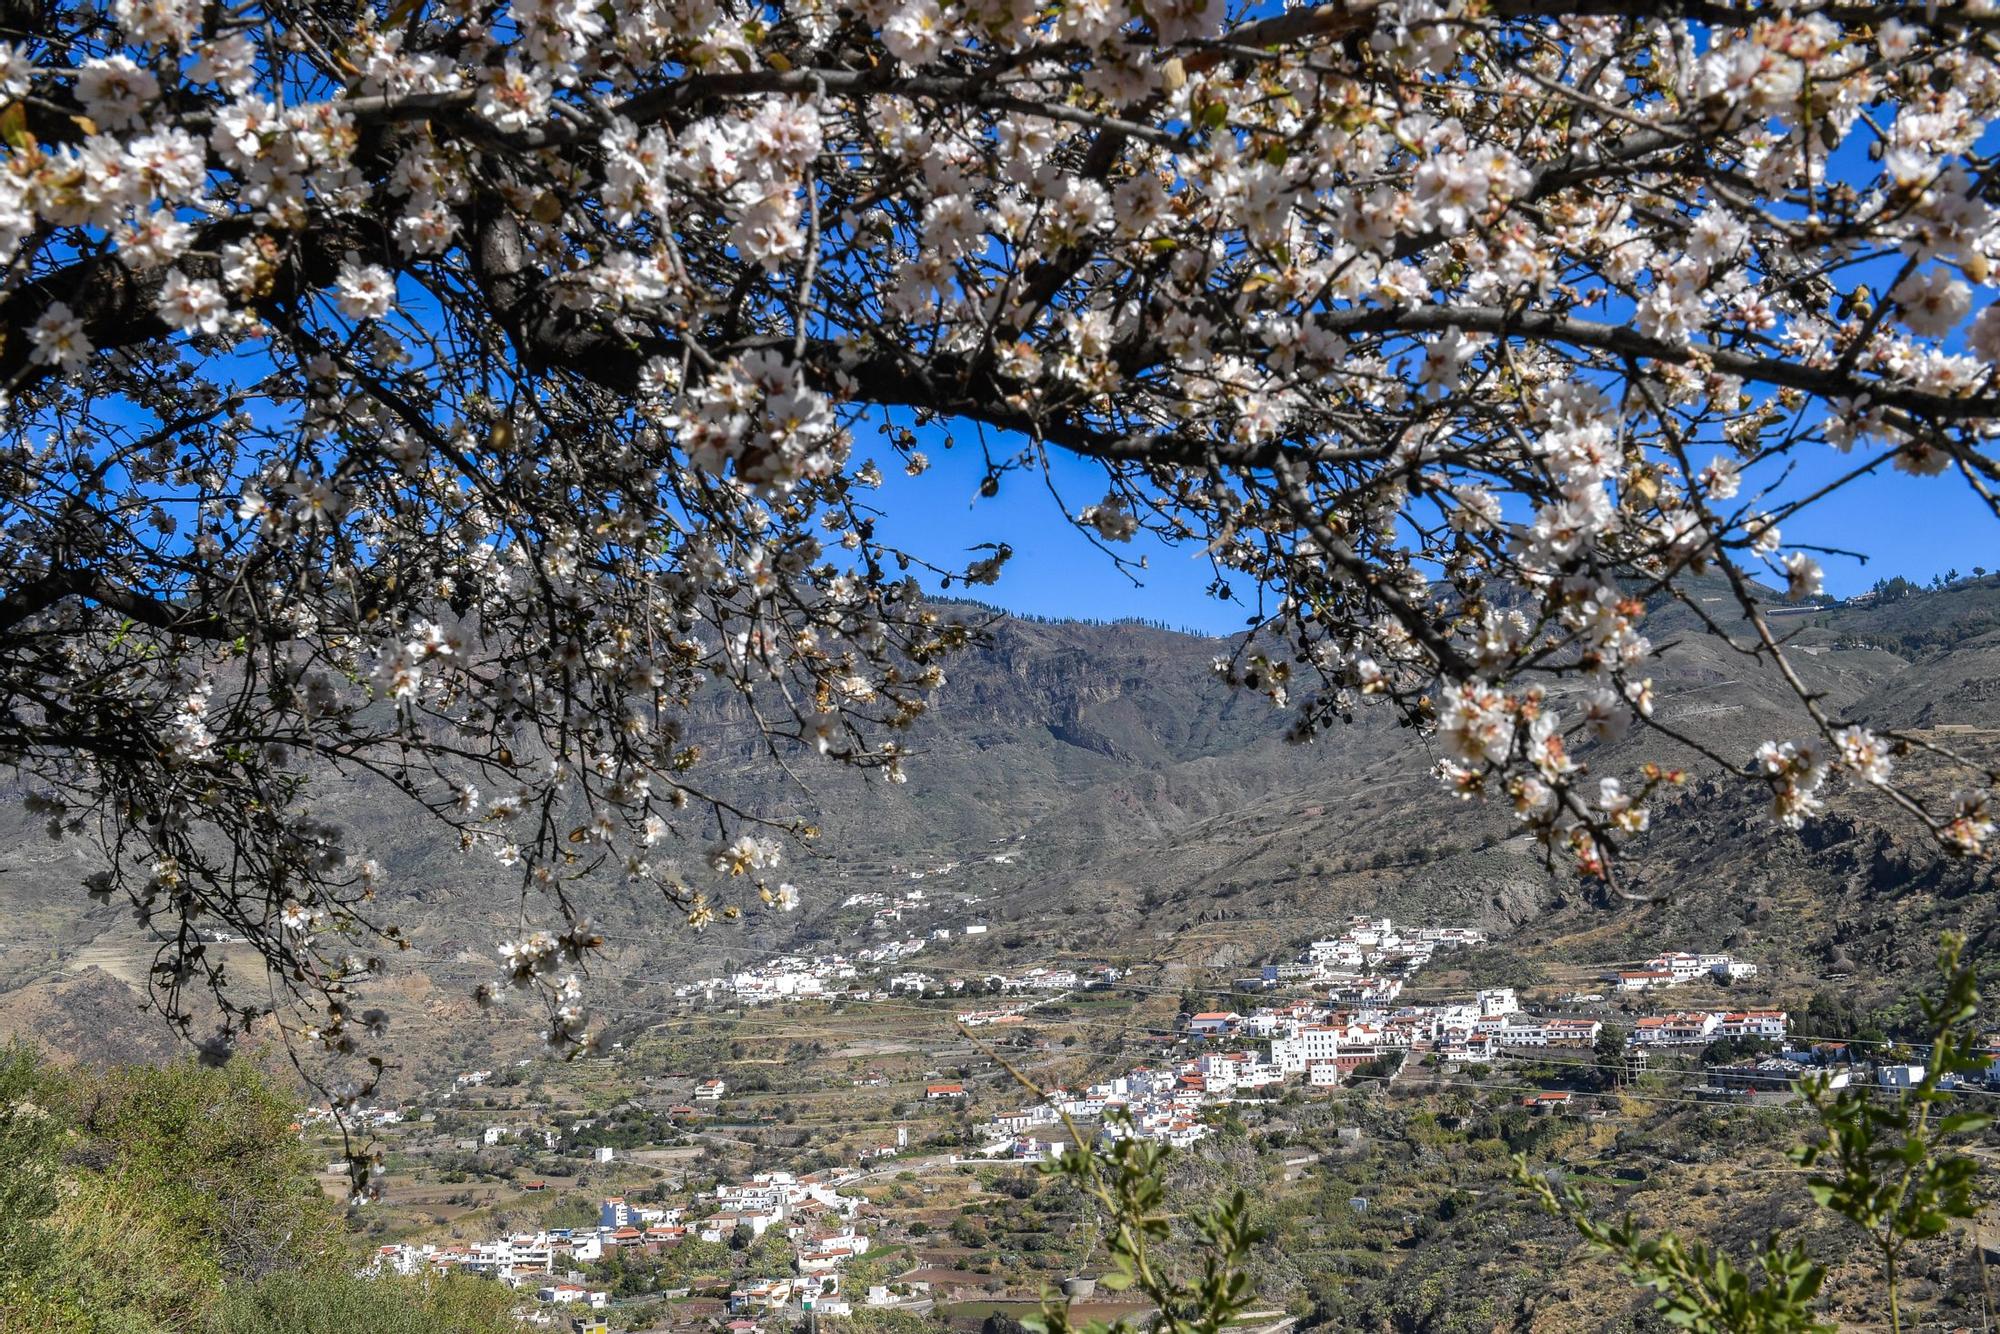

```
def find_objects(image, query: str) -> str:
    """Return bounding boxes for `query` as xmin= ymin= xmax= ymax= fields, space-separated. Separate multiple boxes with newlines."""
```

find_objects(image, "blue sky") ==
xmin=1768 ymin=444 xmax=1999 ymax=595
xmin=867 ymin=121 xmax=2000 ymax=636
xmin=865 ymin=429 xmax=1243 ymax=635
xmin=857 ymin=99 xmax=2000 ymax=636
xmin=867 ymin=423 xmax=2000 ymax=638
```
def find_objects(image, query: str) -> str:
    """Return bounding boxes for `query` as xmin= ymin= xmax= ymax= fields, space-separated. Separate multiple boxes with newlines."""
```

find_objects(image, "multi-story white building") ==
xmin=717 ymin=1175 xmax=792 ymax=1215
xmin=1543 ymin=1018 xmax=1603 ymax=1046
xmin=1646 ymin=952 xmax=1709 ymax=982
xmin=1328 ymin=976 xmax=1402 ymax=1003
xmin=1308 ymin=938 xmax=1364 ymax=968
xmin=1270 ymin=1025 xmax=1342 ymax=1074
xmin=1433 ymin=1003 xmax=1481 ymax=1034
xmin=1440 ymin=1031 xmax=1498 ymax=1060
xmin=1346 ymin=917 xmax=1395 ymax=946
xmin=1716 ymin=1010 xmax=1788 ymax=1041
xmin=1630 ymin=1012 xmax=1724 ymax=1046
xmin=1187 ymin=1011 xmax=1239 ymax=1037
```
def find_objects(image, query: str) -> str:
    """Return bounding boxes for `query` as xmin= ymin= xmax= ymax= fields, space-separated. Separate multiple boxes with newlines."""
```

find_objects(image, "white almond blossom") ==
xmin=334 ymin=261 xmax=396 ymax=320
xmin=75 ymin=55 xmax=159 ymax=129
xmin=27 ymin=303 xmax=91 ymax=372
xmin=156 ymin=270 xmax=229 ymax=336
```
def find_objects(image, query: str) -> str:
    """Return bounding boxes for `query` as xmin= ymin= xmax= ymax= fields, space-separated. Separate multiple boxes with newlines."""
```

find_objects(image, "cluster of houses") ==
xmin=366 ymin=1171 xmax=872 ymax=1324
xmin=694 ymin=1172 xmax=877 ymax=1321
xmin=1697 ymin=1039 xmax=1972 ymax=1106
xmin=974 ymin=1038 xmax=1381 ymax=1153
xmin=1617 ymin=1038 xmax=2000 ymax=1111
xmin=837 ymin=883 xmax=989 ymax=932
xmin=673 ymin=947 xmax=898 ymax=1007
xmin=960 ymin=923 xmax=1807 ymax=1148
xmin=1627 ymin=1009 xmax=1790 ymax=1046
xmin=668 ymin=934 xmax=1127 ymax=1013
xmin=670 ymin=934 xmax=1112 ymax=1011
xmin=913 ymin=963 xmax=1123 ymax=1000
xmin=1078 ymin=1002 xmax=1788 ymax=1129
xmin=1610 ymin=951 xmax=1759 ymax=991
xmin=302 ymin=1102 xmax=408 ymax=1131
xmin=1241 ymin=917 xmax=1490 ymax=1001
xmin=1188 ymin=986 xmax=1603 ymax=1074
xmin=956 ymin=920 xmax=1497 ymax=1149
xmin=669 ymin=937 xmax=936 ymax=1006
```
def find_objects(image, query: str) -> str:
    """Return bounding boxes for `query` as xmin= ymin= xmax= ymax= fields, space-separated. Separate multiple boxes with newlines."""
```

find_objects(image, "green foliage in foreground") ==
xmin=822 ymin=1308 xmax=942 ymax=1334
xmin=1516 ymin=1180 xmax=1829 ymax=1334
xmin=1028 ymin=1114 xmax=1267 ymax=1334
xmin=1517 ymin=931 xmax=1989 ymax=1334
xmin=206 ymin=1272 xmax=527 ymax=1334
xmin=1792 ymin=932 xmax=1993 ymax=1334
xmin=0 ymin=1047 xmax=526 ymax=1333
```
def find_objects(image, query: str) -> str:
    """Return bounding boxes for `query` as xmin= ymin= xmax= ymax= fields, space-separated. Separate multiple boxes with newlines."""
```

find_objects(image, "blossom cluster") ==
xmin=5 ymin=0 xmax=2000 ymax=1098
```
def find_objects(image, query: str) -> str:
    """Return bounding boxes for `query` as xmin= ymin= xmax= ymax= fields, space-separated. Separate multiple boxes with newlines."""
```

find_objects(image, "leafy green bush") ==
xmin=205 ymin=1272 xmax=527 ymax=1334
xmin=0 ymin=1048 xmax=527 ymax=1333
